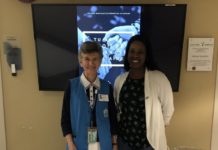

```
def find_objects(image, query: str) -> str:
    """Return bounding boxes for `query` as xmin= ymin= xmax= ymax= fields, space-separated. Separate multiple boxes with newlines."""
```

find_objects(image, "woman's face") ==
xmin=127 ymin=40 xmax=146 ymax=70
xmin=79 ymin=52 xmax=101 ymax=77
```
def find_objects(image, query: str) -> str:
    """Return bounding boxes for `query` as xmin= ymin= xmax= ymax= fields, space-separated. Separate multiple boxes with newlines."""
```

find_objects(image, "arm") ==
xmin=61 ymin=82 xmax=72 ymax=136
xmin=157 ymin=72 xmax=174 ymax=125
xmin=61 ymin=82 xmax=77 ymax=150
xmin=108 ymin=84 xmax=119 ymax=150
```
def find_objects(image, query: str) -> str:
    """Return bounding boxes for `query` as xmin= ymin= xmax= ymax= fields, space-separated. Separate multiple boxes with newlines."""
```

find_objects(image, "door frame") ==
xmin=0 ymin=64 xmax=6 ymax=150
xmin=211 ymin=64 xmax=218 ymax=150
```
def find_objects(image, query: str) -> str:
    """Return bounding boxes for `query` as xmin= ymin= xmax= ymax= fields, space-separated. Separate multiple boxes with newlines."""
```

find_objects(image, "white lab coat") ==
xmin=114 ymin=70 xmax=174 ymax=150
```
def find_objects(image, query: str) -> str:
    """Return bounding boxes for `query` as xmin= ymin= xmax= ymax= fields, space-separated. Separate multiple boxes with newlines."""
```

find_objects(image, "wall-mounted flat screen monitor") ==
xmin=31 ymin=4 xmax=186 ymax=91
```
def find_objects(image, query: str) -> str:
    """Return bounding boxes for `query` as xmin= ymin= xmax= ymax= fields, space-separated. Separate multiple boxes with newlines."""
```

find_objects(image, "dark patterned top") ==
xmin=119 ymin=76 xmax=150 ymax=150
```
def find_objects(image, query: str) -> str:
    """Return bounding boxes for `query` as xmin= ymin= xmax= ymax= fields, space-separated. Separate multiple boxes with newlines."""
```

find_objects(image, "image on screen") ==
xmin=77 ymin=5 xmax=141 ymax=85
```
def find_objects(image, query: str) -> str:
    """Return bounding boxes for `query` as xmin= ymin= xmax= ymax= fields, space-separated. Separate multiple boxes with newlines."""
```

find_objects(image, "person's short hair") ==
xmin=123 ymin=35 xmax=150 ymax=71
xmin=78 ymin=41 xmax=103 ymax=60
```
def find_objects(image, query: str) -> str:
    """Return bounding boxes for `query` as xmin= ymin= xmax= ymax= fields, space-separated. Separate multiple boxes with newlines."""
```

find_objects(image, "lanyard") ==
xmin=89 ymin=87 xmax=97 ymax=108
xmin=88 ymin=87 xmax=98 ymax=127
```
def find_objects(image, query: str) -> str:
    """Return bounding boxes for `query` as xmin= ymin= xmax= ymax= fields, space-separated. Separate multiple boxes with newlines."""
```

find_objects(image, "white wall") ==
xmin=0 ymin=0 xmax=218 ymax=150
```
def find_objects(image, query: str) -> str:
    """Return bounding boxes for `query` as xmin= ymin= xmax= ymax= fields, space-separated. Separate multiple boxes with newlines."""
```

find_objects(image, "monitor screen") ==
xmin=31 ymin=4 xmax=186 ymax=91
xmin=77 ymin=5 xmax=142 ymax=84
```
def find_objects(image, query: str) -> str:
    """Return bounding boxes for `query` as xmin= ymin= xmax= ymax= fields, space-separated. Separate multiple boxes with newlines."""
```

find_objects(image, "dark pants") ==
xmin=118 ymin=137 xmax=154 ymax=150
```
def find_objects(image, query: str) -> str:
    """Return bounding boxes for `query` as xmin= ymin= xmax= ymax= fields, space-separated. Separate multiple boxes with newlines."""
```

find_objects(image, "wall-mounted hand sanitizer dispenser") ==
xmin=3 ymin=41 xmax=22 ymax=76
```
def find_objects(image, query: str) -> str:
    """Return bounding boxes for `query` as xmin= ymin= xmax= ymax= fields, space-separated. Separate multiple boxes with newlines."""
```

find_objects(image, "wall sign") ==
xmin=187 ymin=38 xmax=214 ymax=71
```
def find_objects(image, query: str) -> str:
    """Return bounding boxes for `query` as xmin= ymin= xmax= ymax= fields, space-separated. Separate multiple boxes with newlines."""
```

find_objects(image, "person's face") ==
xmin=127 ymin=41 xmax=146 ymax=70
xmin=79 ymin=52 xmax=101 ymax=77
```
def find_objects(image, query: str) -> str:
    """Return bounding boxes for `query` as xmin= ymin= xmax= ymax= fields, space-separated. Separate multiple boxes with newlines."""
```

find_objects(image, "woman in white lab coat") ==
xmin=114 ymin=35 xmax=174 ymax=150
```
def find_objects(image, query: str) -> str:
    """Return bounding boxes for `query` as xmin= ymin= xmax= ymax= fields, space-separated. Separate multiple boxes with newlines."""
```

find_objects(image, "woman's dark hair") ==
xmin=123 ymin=34 xmax=151 ymax=71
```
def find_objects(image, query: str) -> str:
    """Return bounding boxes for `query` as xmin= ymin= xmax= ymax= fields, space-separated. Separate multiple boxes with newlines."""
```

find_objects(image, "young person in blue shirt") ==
xmin=61 ymin=41 xmax=118 ymax=150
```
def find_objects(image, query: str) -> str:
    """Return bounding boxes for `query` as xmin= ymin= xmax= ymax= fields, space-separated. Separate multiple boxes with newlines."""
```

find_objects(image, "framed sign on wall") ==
xmin=187 ymin=38 xmax=214 ymax=71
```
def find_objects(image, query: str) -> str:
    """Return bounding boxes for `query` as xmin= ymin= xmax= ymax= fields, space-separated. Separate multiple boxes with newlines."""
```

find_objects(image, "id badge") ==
xmin=88 ymin=142 xmax=100 ymax=150
xmin=88 ymin=127 xmax=97 ymax=144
